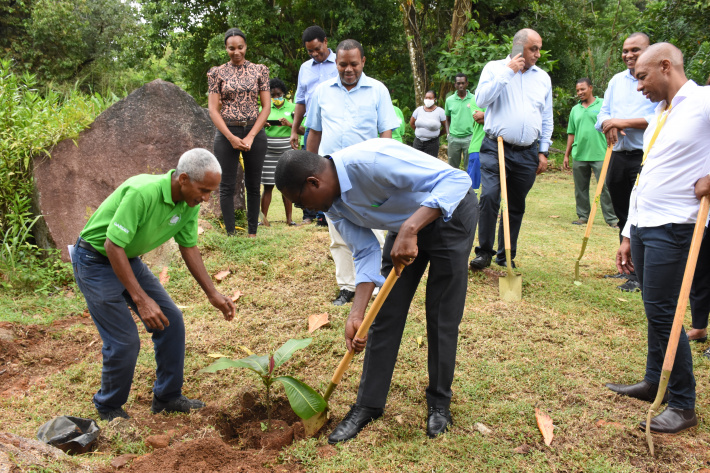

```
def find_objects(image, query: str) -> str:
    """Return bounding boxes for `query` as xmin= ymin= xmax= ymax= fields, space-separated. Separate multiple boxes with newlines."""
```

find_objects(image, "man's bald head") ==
xmin=513 ymin=28 xmax=541 ymax=46
xmin=513 ymin=28 xmax=542 ymax=70
xmin=634 ymin=42 xmax=688 ymax=104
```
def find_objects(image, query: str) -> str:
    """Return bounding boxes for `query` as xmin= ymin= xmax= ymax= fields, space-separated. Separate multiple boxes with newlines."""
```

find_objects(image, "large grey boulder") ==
xmin=33 ymin=79 xmax=243 ymax=261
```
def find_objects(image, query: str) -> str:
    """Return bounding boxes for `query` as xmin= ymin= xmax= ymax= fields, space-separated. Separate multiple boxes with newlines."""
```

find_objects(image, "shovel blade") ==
xmin=499 ymin=274 xmax=522 ymax=302
xmin=302 ymin=410 xmax=328 ymax=437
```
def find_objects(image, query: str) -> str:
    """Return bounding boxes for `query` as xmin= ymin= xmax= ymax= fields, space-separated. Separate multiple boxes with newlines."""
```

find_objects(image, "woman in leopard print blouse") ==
xmin=208 ymin=27 xmax=270 ymax=237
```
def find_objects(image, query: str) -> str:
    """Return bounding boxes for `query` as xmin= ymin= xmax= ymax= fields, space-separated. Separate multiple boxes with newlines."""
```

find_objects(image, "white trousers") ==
xmin=326 ymin=216 xmax=385 ymax=292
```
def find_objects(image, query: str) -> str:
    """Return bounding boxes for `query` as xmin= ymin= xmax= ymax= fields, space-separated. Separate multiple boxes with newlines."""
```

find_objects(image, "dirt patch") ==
xmin=98 ymin=436 xmax=302 ymax=472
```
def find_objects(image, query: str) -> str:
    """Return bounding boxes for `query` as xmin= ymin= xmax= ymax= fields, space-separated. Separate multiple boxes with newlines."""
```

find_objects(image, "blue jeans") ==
xmin=630 ymin=225 xmax=696 ymax=410
xmin=72 ymin=241 xmax=186 ymax=412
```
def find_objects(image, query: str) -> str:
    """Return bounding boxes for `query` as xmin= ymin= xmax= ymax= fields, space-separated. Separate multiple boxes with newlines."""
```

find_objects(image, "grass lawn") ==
xmin=1 ymin=162 xmax=709 ymax=472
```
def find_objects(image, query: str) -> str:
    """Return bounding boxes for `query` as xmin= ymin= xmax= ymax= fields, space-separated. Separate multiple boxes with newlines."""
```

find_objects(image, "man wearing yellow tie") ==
xmin=606 ymin=43 xmax=710 ymax=434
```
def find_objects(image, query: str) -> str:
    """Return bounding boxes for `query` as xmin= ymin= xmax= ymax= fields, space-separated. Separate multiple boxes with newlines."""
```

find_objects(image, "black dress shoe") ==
xmin=496 ymin=259 xmax=516 ymax=269
xmin=605 ymin=380 xmax=668 ymax=403
xmin=426 ymin=407 xmax=452 ymax=438
xmin=469 ymin=253 xmax=492 ymax=270
xmin=328 ymin=404 xmax=383 ymax=444
xmin=332 ymin=289 xmax=355 ymax=306
xmin=639 ymin=407 xmax=697 ymax=434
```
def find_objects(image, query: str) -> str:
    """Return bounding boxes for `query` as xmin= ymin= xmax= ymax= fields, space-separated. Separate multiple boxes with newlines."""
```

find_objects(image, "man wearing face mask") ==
xmin=305 ymin=39 xmax=400 ymax=306
xmin=290 ymin=25 xmax=339 ymax=225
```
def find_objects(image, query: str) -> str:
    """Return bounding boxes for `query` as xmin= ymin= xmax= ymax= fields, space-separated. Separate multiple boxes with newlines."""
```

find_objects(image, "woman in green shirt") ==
xmin=261 ymin=78 xmax=304 ymax=226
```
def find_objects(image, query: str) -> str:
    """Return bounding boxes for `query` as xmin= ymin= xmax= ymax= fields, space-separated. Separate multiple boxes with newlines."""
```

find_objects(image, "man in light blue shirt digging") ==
xmin=275 ymin=138 xmax=478 ymax=443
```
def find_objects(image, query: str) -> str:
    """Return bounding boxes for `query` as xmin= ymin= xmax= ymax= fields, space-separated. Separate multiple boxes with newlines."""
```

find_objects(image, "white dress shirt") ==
xmin=622 ymin=81 xmax=710 ymax=237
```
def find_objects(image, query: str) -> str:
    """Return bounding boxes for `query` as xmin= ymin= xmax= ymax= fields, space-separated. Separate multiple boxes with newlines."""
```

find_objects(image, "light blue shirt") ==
xmin=294 ymin=50 xmax=338 ymax=114
xmin=594 ymin=69 xmax=658 ymax=152
xmin=475 ymin=57 xmax=553 ymax=153
xmin=327 ymin=138 xmax=472 ymax=286
xmin=305 ymin=72 xmax=400 ymax=155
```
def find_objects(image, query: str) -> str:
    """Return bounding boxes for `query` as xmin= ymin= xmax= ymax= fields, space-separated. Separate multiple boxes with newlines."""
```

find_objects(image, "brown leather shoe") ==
xmin=605 ymin=380 xmax=668 ymax=403
xmin=639 ymin=407 xmax=697 ymax=434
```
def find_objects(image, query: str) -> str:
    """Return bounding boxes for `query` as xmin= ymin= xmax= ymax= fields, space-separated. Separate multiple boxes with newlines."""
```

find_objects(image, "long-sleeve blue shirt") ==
xmin=594 ymin=69 xmax=658 ymax=152
xmin=294 ymin=50 xmax=338 ymax=114
xmin=475 ymin=57 xmax=553 ymax=153
xmin=327 ymin=138 xmax=472 ymax=286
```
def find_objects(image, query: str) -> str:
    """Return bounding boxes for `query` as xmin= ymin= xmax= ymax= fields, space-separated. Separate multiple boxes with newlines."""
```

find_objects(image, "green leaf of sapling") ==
xmin=273 ymin=338 xmax=311 ymax=369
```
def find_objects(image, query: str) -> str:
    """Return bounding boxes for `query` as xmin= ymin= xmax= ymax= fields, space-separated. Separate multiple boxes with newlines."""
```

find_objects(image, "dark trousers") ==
xmin=631 ymin=224 xmax=696 ymax=410
xmin=690 ymin=229 xmax=710 ymax=329
xmin=213 ymin=125 xmax=267 ymax=234
xmin=606 ymin=150 xmax=643 ymax=242
xmin=475 ymin=136 xmax=538 ymax=265
xmin=357 ymin=190 xmax=478 ymax=410
xmin=301 ymin=129 xmax=317 ymax=221
xmin=72 ymin=241 xmax=186 ymax=412
xmin=412 ymin=137 xmax=440 ymax=158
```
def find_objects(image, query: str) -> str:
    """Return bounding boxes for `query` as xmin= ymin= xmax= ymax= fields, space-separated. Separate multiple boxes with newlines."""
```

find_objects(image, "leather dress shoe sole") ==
xmin=639 ymin=407 xmax=698 ymax=434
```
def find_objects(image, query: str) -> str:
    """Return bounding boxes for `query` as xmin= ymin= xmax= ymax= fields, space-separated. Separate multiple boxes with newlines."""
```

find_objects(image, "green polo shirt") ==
xmin=444 ymin=90 xmax=475 ymax=137
xmin=467 ymin=101 xmax=486 ymax=154
xmin=263 ymin=99 xmax=296 ymax=138
xmin=567 ymin=97 xmax=607 ymax=162
xmin=80 ymin=170 xmax=199 ymax=257
xmin=392 ymin=106 xmax=406 ymax=143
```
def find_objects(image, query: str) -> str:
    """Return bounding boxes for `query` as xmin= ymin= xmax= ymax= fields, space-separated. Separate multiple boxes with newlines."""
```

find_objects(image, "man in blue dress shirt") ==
xmin=469 ymin=29 xmax=552 ymax=271
xmin=305 ymin=39 xmax=400 ymax=307
xmin=595 ymin=32 xmax=657 ymax=292
xmin=289 ymin=25 xmax=339 ymax=224
xmin=275 ymin=138 xmax=478 ymax=443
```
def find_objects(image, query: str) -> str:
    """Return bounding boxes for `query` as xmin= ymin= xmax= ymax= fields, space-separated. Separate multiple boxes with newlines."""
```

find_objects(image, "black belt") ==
xmin=485 ymin=133 xmax=537 ymax=151
xmin=225 ymin=119 xmax=257 ymax=127
xmin=77 ymin=238 xmax=101 ymax=255
xmin=613 ymin=149 xmax=643 ymax=155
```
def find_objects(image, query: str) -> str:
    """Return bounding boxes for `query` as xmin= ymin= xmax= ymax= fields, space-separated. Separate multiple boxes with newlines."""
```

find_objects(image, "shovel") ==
xmin=646 ymin=195 xmax=709 ymax=456
xmin=574 ymin=146 xmax=613 ymax=284
xmin=497 ymin=137 xmax=522 ymax=301
xmin=303 ymin=267 xmax=401 ymax=436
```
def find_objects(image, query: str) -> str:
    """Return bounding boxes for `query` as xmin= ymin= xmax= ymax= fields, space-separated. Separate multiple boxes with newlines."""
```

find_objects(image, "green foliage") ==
xmin=0 ymin=58 xmax=117 ymax=291
xmin=200 ymin=338 xmax=326 ymax=428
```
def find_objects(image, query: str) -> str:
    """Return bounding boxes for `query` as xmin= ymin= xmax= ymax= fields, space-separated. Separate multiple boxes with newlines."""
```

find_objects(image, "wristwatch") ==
xmin=540 ymin=150 xmax=549 ymax=157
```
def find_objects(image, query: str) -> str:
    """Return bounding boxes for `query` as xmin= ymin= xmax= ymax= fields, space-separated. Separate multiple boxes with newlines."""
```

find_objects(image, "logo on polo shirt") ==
xmin=169 ymin=214 xmax=181 ymax=225
xmin=114 ymin=222 xmax=129 ymax=234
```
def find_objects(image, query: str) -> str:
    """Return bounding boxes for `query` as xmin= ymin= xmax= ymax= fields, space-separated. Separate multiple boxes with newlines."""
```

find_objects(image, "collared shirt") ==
xmin=567 ymin=97 xmax=607 ymax=162
xmin=305 ymin=72 xmax=400 ymax=155
xmin=262 ymin=99 xmax=296 ymax=138
xmin=622 ymin=81 xmax=710 ymax=237
xmin=80 ymin=171 xmax=199 ymax=257
xmin=392 ymin=105 xmax=406 ymax=143
xmin=595 ymin=69 xmax=657 ymax=152
xmin=475 ymin=56 xmax=553 ymax=152
xmin=327 ymin=138 xmax=472 ymax=286
xmin=444 ymin=90 xmax=475 ymax=137
xmin=294 ymin=50 xmax=338 ymax=114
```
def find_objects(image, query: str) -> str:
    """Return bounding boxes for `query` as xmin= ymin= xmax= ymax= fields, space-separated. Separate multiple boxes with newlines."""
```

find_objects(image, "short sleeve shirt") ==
xmin=444 ymin=91 xmax=475 ymax=137
xmin=392 ymin=106 xmax=406 ymax=143
xmin=567 ymin=97 xmax=607 ymax=162
xmin=467 ymin=101 xmax=486 ymax=154
xmin=207 ymin=61 xmax=269 ymax=121
xmin=263 ymin=99 xmax=296 ymax=138
xmin=80 ymin=171 xmax=199 ymax=258
xmin=412 ymin=106 xmax=446 ymax=141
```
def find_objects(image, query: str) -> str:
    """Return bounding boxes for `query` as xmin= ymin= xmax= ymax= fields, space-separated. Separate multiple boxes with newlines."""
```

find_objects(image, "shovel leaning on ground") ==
xmin=574 ymin=146 xmax=613 ymax=284
xmin=303 ymin=267 xmax=401 ymax=436
xmin=646 ymin=194 xmax=710 ymax=456
xmin=497 ymin=137 xmax=522 ymax=301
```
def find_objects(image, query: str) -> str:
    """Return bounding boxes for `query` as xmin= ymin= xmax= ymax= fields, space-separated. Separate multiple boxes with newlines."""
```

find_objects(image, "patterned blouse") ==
xmin=207 ymin=61 xmax=270 ymax=121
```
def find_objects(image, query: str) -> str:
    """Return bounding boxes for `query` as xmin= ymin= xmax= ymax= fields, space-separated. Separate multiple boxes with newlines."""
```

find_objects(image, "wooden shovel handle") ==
xmin=497 ymin=137 xmax=512 ymax=251
xmin=583 ymin=146 xmax=613 ymax=239
xmin=330 ymin=268 xmax=401 ymax=385
xmin=662 ymin=195 xmax=710 ymax=371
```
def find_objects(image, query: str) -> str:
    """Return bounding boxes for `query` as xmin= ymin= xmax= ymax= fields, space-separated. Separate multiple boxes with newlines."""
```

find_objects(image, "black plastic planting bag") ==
xmin=37 ymin=416 xmax=100 ymax=454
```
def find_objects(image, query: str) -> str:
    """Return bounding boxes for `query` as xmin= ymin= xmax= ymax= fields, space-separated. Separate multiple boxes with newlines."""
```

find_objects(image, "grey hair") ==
xmin=176 ymin=148 xmax=222 ymax=181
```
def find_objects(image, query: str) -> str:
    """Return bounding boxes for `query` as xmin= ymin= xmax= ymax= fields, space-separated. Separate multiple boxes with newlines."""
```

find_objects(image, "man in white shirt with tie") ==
xmin=607 ymin=42 xmax=710 ymax=435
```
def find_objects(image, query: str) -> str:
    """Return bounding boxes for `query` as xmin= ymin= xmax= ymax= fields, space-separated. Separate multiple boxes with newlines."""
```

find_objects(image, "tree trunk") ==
xmin=439 ymin=0 xmax=472 ymax=100
xmin=402 ymin=1 xmax=427 ymax=106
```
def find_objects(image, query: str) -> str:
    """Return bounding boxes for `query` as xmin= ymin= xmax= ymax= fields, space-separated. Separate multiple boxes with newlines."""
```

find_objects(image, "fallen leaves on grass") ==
xmin=513 ymin=444 xmax=532 ymax=455
xmin=308 ymin=313 xmax=329 ymax=333
xmin=232 ymin=290 xmax=243 ymax=302
xmin=416 ymin=336 xmax=423 ymax=347
xmin=159 ymin=267 xmax=169 ymax=286
xmin=549 ymin=215 xmax=560 ymax=219
xmin=207 ymin=353 xmax=229 ymax=358
xmin=214 ymin=270 xmax=231 ymax=282
xmin=240 ymin=346 xmax=254 ymax=356
xmin=595 ymin=419 xmax=625 ymax=429
xmin=475 ymin=422 xmax=493 ymax=435
xmin=535 ymin=408 xmax=554 ymax=446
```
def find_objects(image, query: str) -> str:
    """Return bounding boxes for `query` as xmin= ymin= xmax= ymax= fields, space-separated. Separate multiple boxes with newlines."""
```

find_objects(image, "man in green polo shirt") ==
xmin=445 ymin=73 xmax=475 ymax=170
xmin=72 ymin=148 xmax=235 ymax=422
xmin=563 ymin=78 xmax=618 ymax=227
xmin=466 ymin=101 xmax=486 ymax=189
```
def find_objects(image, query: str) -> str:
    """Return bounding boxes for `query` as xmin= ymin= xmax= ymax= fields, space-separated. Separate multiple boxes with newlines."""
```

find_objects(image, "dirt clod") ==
xmin=110 ymin=453 xmax=137 ymax=469
xmin=145 ymin=435 xmax=170 ymax=449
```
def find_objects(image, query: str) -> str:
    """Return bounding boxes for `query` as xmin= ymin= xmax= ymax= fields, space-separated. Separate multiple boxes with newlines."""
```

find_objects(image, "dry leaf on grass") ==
xmin=197 ymin=226 xmax=204 ymax=235
xmin=231 ymin=290 xmax=243 ymax=302
xmin=617 ymin=298 xmax=628 ymax=302
xmin=159 ymin=267 xmax=169 ymax=286
xmin=240 ymin=346 xmax=254 ymax=356
xmin=549 ymin=215 xmax=560 ymax=219
xmin=535 ymin=408 xmax=554 ymax=446
xmin=214 ymin=270 xmax=231 ymax=282
xmin=207 ymin=353 xmax=229 ymax=358
xmin=513 ymin=444 xmax=532 ymax=455
xmin=308 ymin=313 xmax=330 ymax=333
xmin=416 ymin=336 xmax=423 ymax=347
